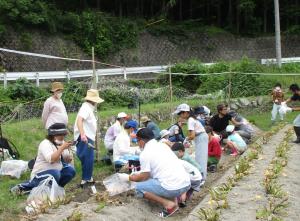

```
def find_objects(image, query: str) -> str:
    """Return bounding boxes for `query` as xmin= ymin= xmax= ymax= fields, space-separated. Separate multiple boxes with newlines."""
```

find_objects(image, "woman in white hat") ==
xmin=159 ymin=129 xmax=173 ymax=147
xmin=74 ymin=89 xmax=104 ymax=188
xmin=42 ymin=82 xmax=68 ymax=129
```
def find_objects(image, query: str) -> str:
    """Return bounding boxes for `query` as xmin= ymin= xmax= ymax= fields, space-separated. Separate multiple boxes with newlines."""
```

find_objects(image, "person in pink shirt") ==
xmin=42 ymin=82 xmax=68 ymax=129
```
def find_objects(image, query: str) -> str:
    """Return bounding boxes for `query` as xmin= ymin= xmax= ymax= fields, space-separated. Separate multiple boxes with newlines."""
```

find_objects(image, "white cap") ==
xmin=117 ymin=112 xmax=127 ymax=118
xmin=226 ymin=125 xmax=235 ymax=133
xmin=160 ymin=129 xmax=170 ymax=138
xmin=173 ymin=103 xmax=190 ymax=115
xmin=275 ymin=87 xmax=281 ymax=91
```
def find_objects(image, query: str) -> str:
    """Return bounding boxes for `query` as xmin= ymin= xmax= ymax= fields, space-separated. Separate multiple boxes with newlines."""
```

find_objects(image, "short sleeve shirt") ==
xmin=291 ymin=93 xmax=300 ymax=101
xmin=74 ymin=102 xmax=97 ymax=141
xmin=209 ymin=114 xmax=232 ymax=132
xmin=188 ymin=117 xmax=205 ymax=133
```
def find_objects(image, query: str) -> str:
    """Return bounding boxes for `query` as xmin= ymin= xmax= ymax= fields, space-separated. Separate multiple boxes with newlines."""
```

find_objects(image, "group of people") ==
xmin=17 ymin=79 xmax=300 ymax=218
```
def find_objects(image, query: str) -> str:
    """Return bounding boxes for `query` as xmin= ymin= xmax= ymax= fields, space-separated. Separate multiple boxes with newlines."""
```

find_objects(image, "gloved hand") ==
xmin=118 ymin=173 xmax=130 ymax=182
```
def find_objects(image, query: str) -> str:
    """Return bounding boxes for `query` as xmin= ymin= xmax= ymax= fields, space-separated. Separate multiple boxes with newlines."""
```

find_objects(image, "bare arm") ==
xmin=188 ymin=130 xmax=195 ymax=140
xmin=129 ymin=172 xmax=150 ymax=182
xmin=42 ymin=100 xmax=50 ymax=127
xmin=231 ymin=118 xmax=241 ymax=126
xmin=50 ymin=142 xmax=71 ymax=163
xmin=77 ymin=116 xmax=88 ymax=142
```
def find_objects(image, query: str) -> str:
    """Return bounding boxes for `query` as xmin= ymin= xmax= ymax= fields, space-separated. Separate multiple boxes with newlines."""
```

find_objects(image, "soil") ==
xmin=21 ymin=125 xmax=300 ymax=221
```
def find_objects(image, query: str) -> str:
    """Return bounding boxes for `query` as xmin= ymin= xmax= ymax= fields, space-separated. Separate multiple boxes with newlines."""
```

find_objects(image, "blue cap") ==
xmin=125 ymin=120 xmax=138 ymax=129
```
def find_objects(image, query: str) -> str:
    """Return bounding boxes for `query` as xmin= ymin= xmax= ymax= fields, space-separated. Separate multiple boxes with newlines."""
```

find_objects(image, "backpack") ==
xmin=0 ymin=125 xmax=20 ymax=160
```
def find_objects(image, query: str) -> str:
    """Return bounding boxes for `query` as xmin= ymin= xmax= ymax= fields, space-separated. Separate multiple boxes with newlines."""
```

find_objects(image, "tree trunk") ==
xmin=236 ymin=0 xmax=240 ymax=33
xmin=217 ymin=0 xmax=222 ymax=26
xmin=179 ymin=0 xmax=183 ymax=20
xmin=263 ymin=0 xmax=268 ymax=32
xmin=228 ymin=0 xmax=233 ymax=29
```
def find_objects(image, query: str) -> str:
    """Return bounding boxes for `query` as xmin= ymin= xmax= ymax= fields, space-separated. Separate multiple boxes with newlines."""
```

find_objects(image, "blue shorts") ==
xmin=136 ymin=178 xmax=190 ymax=199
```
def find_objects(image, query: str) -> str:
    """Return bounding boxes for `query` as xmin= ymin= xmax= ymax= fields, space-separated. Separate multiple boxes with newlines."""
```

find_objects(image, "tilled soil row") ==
xmin=278 ymin=139 xmax=300 ymax=221
xmin=184 ymin=125 xmax=292 ymax=221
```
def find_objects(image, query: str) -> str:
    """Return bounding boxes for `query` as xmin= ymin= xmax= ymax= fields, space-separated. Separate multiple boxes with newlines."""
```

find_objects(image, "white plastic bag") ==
xmin=103 ymin=173 xmax=135 ymax=196
xmin=0 ymin=160 xmax=28 ymax=178
xmin=27 ymin=175 xmax=65 ymax=212
xmin=279 ymin=103 xmax=292 ymax=115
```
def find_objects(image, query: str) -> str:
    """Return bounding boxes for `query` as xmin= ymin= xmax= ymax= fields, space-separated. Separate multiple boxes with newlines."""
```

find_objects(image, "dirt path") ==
xmin=278 ymin=141 xmax=300 ymax=221
xmin=185 ymin=125 xmax=291 ymax=221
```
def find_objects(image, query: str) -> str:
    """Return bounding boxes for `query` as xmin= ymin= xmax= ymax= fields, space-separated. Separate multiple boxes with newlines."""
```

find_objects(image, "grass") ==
xmin=0 ymin=97 xmax=298 ymax=219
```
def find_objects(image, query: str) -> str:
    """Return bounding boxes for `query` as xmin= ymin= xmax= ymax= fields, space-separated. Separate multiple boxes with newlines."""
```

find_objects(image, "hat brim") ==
xmin=51 ymin=88 xmax=64 ymax=92
xmin=84 ymin=96 xmax=104 ymax=104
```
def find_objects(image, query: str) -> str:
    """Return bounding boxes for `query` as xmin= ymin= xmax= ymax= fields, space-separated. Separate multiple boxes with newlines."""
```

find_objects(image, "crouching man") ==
xmin=119 ymin=128 xmax=190 ymax=218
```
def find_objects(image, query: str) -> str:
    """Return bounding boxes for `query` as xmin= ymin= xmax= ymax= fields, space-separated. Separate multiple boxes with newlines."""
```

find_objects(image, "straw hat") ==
xmin=117 ymin=112 xmax=127 ymax=118
xmin=140 ymin=116 xmax=151 ymax=123
xmin=51 ymin=82 xmax=64 ymax=92
xmin=84 ymin=89 xmax=104 ymax=104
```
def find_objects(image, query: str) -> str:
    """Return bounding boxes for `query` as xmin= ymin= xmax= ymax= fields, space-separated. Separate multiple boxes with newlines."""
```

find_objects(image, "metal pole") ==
xmin=123 ymin=67 xmax=127 ymax=80
xmin=169 ymin=65 xmax=173 ymax=103
xmin=3 ymin=71 xmax=7 ymax=89
xmin=36 ymin=73 xmax=39 ymax=87
xmin=274 ymin=0 xmax=282 ymax=67
xmin=66 ymin=69 xmax=70 ymax=82
xmin=91 ymin=47 xmax=97 ymax=89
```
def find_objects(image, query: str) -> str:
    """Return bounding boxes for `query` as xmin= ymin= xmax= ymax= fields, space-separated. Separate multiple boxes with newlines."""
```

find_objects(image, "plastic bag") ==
xmin=27 ymin=175 xmax=65 ymax=212
xmin=0 ymin=160 xmax=28 ymax=178
xmin=279 ymin=103 xmax=292 ymax=115
xmin=103 ymin=173 xmax=135 ymax=196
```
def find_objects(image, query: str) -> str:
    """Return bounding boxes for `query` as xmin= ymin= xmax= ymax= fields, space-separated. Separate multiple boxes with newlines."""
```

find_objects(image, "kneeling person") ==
xmin=11 ymin=123 xmax=76 ymax=195
xmin=119 ymin=128 xmax=190 ymax=218
xmin=224 ymin=125 xmax=247 ymax=156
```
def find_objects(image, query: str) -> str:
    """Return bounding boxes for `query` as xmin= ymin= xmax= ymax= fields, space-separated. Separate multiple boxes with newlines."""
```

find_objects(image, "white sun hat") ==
xmin=160 ymin=129 xmax=170 ymax=138
xmin=117 ymin=112 xmax=127 ymax=118
xmin=226 ymin=125 xmax=235 ymax=133
xmin=173 ymin=103 xmax=190 ymax=115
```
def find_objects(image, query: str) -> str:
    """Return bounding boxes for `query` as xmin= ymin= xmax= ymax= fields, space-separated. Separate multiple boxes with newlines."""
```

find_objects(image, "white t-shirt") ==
xmin=104 ymin=121 xmax=123 ymax=150
xmin=180 ymin=160 xmax=202 ymax=182
xmin=113 ymin=130 xmax=138 ymax=162
xmin=31 ymin=139 xmax=71 ymax=179
xmin=188 ymin=117 xmax=205 ymax=134
xmin=140 ymin=139 xmax=190 ymax=190
xmin=74 ymin=102 xmax=97 ymax=141
xmin=42 ymin=96 xmax=68 ymax=129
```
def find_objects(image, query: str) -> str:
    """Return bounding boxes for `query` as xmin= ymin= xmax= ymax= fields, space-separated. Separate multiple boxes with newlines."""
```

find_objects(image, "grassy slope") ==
xmin=0 ymin=98 xmax=298 ymax=218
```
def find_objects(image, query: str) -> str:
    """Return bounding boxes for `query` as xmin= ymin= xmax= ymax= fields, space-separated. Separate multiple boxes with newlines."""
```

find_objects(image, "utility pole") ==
xmin=91 ymin=47 xmax=97 ymax=89
xmin=274 ymin=0 xmax=282 ymax=67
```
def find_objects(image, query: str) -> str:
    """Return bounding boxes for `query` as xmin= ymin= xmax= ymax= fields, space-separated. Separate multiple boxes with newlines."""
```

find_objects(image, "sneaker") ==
xmin=208 ymin=164 xmax=217 ymax=173
xmin=10 ymin=185 xmax=29 ymax=196
xmin=178 ymin=201 xmax=186 ymax=208
xmin=230 ymin=152 xmax=238 ymax=156
xmin=199 ymin=179 xmax=205 ymax=187
xmin=158 ymin=206 xmax=179 ymax=218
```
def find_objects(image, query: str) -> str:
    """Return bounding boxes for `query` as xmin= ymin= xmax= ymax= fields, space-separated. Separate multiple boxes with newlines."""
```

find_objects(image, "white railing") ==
xmin=0 ymin=65 xmax=169 ymax=88
xmin=261 ymin=57 xmax=300 ymax=65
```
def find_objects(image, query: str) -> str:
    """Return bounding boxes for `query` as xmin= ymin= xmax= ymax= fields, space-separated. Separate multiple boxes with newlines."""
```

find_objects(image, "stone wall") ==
xmin=0 ymin=30 xmax=300 ymax=72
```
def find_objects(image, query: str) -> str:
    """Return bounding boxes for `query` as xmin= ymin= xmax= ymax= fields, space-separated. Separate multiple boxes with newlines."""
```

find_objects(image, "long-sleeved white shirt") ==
xmin=113 ymin=130 xmax=139 ymax=162
xmin=42 ymin=96 xmax=68 ymax=129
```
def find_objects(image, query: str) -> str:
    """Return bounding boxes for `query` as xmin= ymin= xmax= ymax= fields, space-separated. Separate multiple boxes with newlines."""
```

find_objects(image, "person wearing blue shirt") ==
xmin=140 ymin=116 xmax=161 ymax=140
xmin=224 ymin=125 xmax=247 ymax=156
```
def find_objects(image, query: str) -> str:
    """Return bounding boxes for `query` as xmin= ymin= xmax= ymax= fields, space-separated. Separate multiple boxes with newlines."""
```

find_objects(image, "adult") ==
xmin=119 ymin=128 xmax=190 ymax=218
xmin=285 ymin=84 xmax=300 ymax=143
xmin=42 ymin=82 xmax=68 ymax=129
xmin=10 ymin=123 xmax=75 ymax=195
xmin=113 ymin=121 xmax=140 ymax=167
xmin=159 ymin=129 xmax=173 ymax=147
xmin=175 ymin=104 xmax=209 ymax=180
xmin=271 ymin=83 xmax=284 ymax=122
xmin=209 ymin=104 xmax=240 ymax=139
xmin=104 ymin=112 xmax=128 ymax=152
xmin=74 ymin=89 xmax=104 ymax=187
xmin=140 ymin=116 xmax=161 ymax=140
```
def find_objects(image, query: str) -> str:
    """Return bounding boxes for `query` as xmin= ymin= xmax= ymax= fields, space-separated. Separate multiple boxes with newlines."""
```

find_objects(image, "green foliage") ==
xmin=20 ymin=32 xmax=33 ymax=50
xmin=61 ymin=81 xmax=87 ymax=107
xmin=7 ymin=78 xmax=47 ymax=101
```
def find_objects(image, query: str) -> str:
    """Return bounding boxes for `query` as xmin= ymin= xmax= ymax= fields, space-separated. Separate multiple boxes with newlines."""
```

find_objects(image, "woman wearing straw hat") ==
xmin=74 ymin=89 xmax=104 ymax=188
xmin=42 ymin=82 xmax=68 ymax=129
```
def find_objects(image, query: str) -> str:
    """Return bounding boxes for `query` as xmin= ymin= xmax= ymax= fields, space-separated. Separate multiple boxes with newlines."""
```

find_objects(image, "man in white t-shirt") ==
xmin=104 ymin=112 xmax=127 ymax=152
xmin=119 ymin=128 xmax=190 ymax=218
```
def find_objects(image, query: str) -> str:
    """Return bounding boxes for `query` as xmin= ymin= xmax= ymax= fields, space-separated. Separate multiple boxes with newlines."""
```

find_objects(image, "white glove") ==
xmin=118 ymin=173 xmax=130 ymax=182
xmin=286 ymin=107 xmax=293 ymax=113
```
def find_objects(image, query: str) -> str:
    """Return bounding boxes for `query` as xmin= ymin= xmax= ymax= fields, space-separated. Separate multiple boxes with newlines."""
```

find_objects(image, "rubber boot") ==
xmin=293 ymin=126 xmax=300 ymax=143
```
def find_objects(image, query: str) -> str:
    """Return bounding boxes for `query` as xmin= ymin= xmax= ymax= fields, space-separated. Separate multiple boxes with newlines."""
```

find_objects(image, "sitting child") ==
xmin=171 ymin=142 xmax=202 ymax=176
xmin=159 ymin=129 xmax=174 ymax=147
xmin=206 ymin=126 xmax=222 ymax=173
xmin=224 ymin=125 xmax=247 ymax=156
xmin=178 ymin=159 xmax=203 ymax=207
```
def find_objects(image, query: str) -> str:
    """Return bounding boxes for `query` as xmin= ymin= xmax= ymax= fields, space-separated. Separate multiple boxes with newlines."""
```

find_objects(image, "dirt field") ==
xmin=20 ymin=125 xmax=300 ymax=221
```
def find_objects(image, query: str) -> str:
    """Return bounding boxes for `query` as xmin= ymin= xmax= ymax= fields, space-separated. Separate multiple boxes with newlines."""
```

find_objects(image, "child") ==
xmin=205 ymin=126 xmax=222 ymax=173
xmin=271 ymin=83 xmax=284 ymax=123
xmin=159 ymin=129 xmax=174 ymax=147
xmin=171 ymin=142 xmax=202 ymax=175
xmin=178 ymin=159 xmax=203 ymax=207
xmin=224 ymin=125 xmax=247 ymax=156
